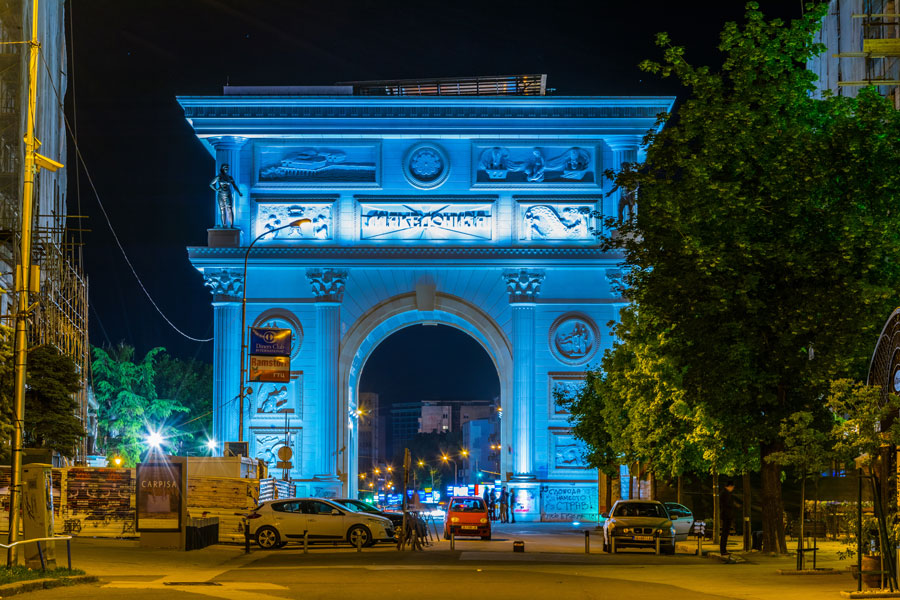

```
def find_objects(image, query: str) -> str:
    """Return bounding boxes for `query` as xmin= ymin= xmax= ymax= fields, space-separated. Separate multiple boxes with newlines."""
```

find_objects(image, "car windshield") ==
xmin=613 ymin=502 xmax=667 ymax=518
xmin=340 ymin=500 xmax=378 ymax=514
xmin=449 ymin=498 xmax=485 ymax=512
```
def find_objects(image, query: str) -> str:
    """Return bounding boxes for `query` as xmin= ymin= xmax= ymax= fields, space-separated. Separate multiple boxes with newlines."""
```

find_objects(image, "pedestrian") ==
xmin=499 ymin=486 xmax=509 ymax=523
xmin=509 ymin=488 xmax=516 ymax=524
xmin=720 ymin=480 xmax=735 ymax=557
xmin=489 ymin=491 xmax=496 ymax=521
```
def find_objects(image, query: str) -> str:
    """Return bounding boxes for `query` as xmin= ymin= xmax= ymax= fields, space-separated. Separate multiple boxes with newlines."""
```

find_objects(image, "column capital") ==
xmin=208 ymin=136 xmax=249 ymax=151
xmin=307 ymin=269 xmax=349 ymax=303
xmin=503 ymin=269 xmax=544 ymax=303
xmin=203 ymin=267 xmax=244 ymax=301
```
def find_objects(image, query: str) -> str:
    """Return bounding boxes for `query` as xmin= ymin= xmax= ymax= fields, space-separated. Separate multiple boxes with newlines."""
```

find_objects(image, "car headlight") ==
xmin=451 ymin=517 xmax=459 ymax=523
xmin=480 ymin=518 xmax=488 ymax=524
xmin=620 ymin=527 xmax=630 ymax=534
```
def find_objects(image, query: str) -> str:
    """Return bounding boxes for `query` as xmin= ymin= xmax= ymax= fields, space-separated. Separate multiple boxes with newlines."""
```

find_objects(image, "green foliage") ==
xmin=24 ymin=345 xmax=84 ymax=455
xmin=766 ymin=410 xmax=832 ymax=478
xmin=0 ymin=324 xmax=15 ymax=459
xmin=826 ymin=379 xmax=900 ymax=468
xmin=92 ymin=345 xmax=189 ymax=465
xmin=154 ymin=354 xmax=213 ymax=441
xmin=0 ymin=566 xmax=85 ymax=585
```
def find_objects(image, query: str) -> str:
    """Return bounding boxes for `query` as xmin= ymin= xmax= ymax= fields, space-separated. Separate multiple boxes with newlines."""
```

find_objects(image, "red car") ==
xmin=443 ymin=496 xmax=491 ymax=540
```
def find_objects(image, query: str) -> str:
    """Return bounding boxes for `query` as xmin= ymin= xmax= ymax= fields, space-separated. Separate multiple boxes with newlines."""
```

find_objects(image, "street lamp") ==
xmin=237 ymin=219 xmax=308 ymax=443
xmin=441 ymin=454 xmax=458 ymax=488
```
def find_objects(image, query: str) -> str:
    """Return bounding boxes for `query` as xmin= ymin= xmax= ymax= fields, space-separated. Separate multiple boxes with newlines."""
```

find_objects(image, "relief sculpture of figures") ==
xmin=477 ymin=146 xmax=592 ymax=183
xmin=210 ymin=163 xmax=242 ymax=228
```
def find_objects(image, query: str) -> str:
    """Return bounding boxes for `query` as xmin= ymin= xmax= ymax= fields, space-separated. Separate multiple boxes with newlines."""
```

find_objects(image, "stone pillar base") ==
xmin=208 ymin=228 xmax=241 ymax=248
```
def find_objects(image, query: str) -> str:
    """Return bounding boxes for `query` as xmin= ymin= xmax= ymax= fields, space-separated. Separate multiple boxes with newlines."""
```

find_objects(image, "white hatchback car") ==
xmin=249 ymin=497 xmax=395 ymax=549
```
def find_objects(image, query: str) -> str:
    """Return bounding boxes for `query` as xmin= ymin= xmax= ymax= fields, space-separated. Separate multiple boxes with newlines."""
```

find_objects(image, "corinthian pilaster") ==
xmin=307 ymin=269 xmax=348 ymax=480
xmin=502 ymin=269 xmax=544 ymax=480
xmin=203 ymin=268 xmax=245 ymax=448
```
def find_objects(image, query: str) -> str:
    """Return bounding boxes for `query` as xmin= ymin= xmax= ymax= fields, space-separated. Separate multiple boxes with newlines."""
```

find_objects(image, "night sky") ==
xmin=65 ymin=1 xmax=803 ymax=401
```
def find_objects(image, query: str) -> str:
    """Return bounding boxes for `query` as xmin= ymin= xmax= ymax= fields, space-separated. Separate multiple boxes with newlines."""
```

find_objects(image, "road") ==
xmin=15 ymin=523 xmax=856 ymax=600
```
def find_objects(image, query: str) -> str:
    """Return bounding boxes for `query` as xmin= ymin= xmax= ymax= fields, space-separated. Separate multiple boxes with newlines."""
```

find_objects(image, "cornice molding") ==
xmin=188 ymin=246 xmax=617 ymax=261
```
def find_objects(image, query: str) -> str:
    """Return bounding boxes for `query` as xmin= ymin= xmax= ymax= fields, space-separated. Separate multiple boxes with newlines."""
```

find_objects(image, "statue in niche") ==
xmin=210 ymin=163 xmax=242 ymax=228
xmin=257 ymin=384 xmax=290 ymax=413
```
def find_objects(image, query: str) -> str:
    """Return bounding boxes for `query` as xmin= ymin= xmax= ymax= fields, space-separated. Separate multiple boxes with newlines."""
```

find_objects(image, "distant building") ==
xmin=461 ymin=418 xmax=498 ymax=480
xmin=390 ymin=402 xmax=422 ymax=459
xmin=357 ymin=392 xmax=382 ymax=469
xmin=809 ymin=1 xmax=900 ymax=107
xmin=419 ymin=403 xmax=451 ymax=433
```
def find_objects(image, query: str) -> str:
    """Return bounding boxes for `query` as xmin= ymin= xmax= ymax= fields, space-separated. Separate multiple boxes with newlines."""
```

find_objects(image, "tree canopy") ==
xmin=567 ymin=2 xmax=900 ymax=553
xmin=24 ymin=345 xmax=84 ymax=454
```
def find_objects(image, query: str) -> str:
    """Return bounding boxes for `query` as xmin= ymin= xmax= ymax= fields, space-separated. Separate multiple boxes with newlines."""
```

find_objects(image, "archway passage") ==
xmin=356 ymin=324 xmax=501 ymax=504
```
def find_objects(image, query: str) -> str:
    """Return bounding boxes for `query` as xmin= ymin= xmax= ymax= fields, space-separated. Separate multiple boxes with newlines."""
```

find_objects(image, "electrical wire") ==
xmin=39 ymin=52 xmax=213 ymax=343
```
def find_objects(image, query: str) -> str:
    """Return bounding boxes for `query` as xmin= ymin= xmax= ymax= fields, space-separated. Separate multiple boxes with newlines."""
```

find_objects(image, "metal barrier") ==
xmin=0 ymin=536 xmax=73 ymax=570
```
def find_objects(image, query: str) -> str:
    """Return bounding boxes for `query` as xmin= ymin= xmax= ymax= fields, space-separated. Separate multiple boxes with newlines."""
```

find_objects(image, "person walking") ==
xmin=499 ymin=486 xmax=509 ymax=523
xmin=720 ymin=480 xmax=735 ymax=557
xmin=488 ymin=491 xmax=497 ymax=521
xmin=509 ymin=488 xmax=516 ymax=524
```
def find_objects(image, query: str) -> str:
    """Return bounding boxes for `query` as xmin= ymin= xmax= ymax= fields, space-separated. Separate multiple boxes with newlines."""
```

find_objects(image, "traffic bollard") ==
xmin=450 ymin=530 xmax=455 ymax=551
xmin=697 ymin=533 xmax=702 ymax=556
xmin=655 ymin=532 xmax=660 ymax=556
xmin=243 ymin=519 xmax=250 ymax=554
xmin=356 ymin=532 xmax=362 ymax=552
xmin=303 ymin=530 xmax=309 ymax=554
xmin=584 ymin=530 xmax=590 ymax=554
xmin=611 ymin=536 xmax=616 ymax=554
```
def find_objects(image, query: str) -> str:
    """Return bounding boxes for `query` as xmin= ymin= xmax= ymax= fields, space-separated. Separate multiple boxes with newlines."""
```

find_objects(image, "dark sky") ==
xmin=65 ymin=0 xmax=804 ymax=382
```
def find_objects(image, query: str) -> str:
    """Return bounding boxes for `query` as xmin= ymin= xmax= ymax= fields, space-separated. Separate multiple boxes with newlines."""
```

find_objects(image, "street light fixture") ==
xmin=237 ymin=219 xmax=308 ymax=443
xmin=441 ymin=454 xmax=458 ymax=487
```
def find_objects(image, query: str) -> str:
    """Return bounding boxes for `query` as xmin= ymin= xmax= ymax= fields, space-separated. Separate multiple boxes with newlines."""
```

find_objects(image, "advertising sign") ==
xmin=250 ymin=327 xmax=292 ymax=356
xmin=136 ymin=462 xmax=183 ymax=531
xmin=249 ymin=355 xmax=290 ymax=382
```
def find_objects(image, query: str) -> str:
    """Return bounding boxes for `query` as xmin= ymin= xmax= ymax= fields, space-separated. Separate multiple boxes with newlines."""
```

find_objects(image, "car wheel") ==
xmin=347 ymin=524 xmax=373 ymax=548
xmin=255 ymin=526 xmax=280 ymax=549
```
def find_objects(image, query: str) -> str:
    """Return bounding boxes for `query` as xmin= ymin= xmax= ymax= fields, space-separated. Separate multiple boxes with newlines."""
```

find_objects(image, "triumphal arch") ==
xmin=181 ymin=77 xmax=673 ymax=521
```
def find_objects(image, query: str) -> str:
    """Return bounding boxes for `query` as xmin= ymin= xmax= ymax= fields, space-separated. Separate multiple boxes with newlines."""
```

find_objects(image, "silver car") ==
xmin=602 ymin=499 xmax=676 ymax=554
xmin=664 ymin=502 xmax=694 ymax=541
xmin=249 ymin=497 xmax=394 ymax=549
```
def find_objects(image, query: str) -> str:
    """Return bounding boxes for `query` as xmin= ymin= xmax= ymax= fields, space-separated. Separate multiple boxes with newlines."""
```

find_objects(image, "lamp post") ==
xmin=441 ymin=455 xmax=458 ymax=488
xmin=237 ymin=219 xmax=308 ymax=443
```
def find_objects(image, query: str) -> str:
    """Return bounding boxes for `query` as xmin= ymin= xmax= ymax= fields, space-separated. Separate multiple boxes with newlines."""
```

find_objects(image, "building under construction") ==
xmin=809 ymin=0 xmax=900 ymax=108
xmin=0 ymin=0 xmax=91 ymax=462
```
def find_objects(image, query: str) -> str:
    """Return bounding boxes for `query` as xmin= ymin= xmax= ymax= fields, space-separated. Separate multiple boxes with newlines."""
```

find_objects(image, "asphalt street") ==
xmin=13 ymin=523 xmax=857 ymax=600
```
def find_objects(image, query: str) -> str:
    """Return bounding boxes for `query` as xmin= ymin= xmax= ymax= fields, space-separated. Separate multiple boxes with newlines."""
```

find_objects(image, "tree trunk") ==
xmin=629 ymin=466 xmax=634 ymax=500
xmin=677 ymin=475 xmax=683 ymax=505
xmin=742 ymin=471 xmax=752 ymax=551
xmin=650 ymin=471 xmax=657 ymax=500
xmin=606 ymin=473 xmax=613 ymax=512
xmin=712 ymin=472 xmax=720 ymax=546
xmin=760 ymin=443 xmax=788 ymax=553
xmin=799 ymin=474 xmax=806 ymax=569
xmin=635 ymin=463 xmax=641 ymax=499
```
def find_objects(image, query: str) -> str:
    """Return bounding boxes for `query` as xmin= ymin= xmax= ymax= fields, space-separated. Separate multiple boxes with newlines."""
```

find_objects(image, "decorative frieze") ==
xmin=203 ymin=268 xmax=244 ymax=300
xmin=503 ymin=270 xmax=544 ymax=303
xmin=475 ymin=144 xmax=597 ymax=185
xmin=256 ymin=203 xmax=333 ymax=240
xmin=307 ymin=269 xmax=348 ymax=302
xmin=360 ymin=202 xmax=492 ymax=241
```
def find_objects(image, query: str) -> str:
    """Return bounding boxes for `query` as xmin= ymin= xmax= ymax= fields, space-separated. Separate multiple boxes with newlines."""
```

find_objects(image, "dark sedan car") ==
xmin=332 ymin=498 xmax=427 ymax=538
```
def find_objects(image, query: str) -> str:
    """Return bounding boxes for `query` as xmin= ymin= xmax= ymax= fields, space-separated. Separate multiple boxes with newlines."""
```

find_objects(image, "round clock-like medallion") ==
xmin=893 ymin=368 xmax=900 ymax=392
xmin=549 ymin=313 xmax=600 ymax=366
xmin=404 ymin=143 xmax=450 ymax=188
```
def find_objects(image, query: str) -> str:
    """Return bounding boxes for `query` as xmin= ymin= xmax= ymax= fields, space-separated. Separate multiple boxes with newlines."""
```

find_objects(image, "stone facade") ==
xmin=181 ymin=91 xmax=674 ymax=520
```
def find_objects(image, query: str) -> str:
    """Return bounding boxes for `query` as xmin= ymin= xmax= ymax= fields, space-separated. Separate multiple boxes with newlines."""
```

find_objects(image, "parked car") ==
xmin=443 ymin=496 xmax=491 ymax=540
xmin=663 ymin=502 xmax=694 ymax=541
xmin=602 ymin=499 xmax=676 ymax=554
xmin=332 ymin=498 xmax=427 ymax=538
xmin=248 ymin=497 xmax=394 ymax=549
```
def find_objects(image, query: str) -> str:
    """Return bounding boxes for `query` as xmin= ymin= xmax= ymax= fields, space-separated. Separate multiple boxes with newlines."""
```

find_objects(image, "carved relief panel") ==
xmin=550 ymin=430 xmax=590 ymax=470
xmin=517 ymin=199 xmax=598 ymax=242
xmin=549 ymin=313 xmax=600 ymax=366
xmin=473 ymin=143 xmax=598 ymax=185
xmin=251 ymin=428 xmax=301 ymax=472
xmin=255 ymin=143 xmax=380 ymax=186
xmin=254 ymin=202 xmax=335 ymax=240
xmin=548 ymin=373 xmax=585 ymax=418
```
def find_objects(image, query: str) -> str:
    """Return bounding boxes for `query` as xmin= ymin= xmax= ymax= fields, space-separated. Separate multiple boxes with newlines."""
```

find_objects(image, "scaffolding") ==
xmin=832 ymin=0 xmax=900 ymax=108
xmin=0 ymin=0 xmax=90 ymax=462
xmin=340 ymin=74 xmax=548 ymax=96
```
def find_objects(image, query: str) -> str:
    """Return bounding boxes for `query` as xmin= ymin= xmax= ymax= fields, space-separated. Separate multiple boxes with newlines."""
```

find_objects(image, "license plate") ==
xmin=461 ymin=526 xmax=478 ymax=529
xmin=633 ymin=535 xmax=654 ymax=541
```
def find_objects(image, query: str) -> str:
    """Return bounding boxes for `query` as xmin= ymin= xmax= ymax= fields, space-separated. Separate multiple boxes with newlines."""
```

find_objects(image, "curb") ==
xmin=777 ymin=568 xmax=841 ymax=575
xmin=0 ymin=574 xmax=98 ymax=597
xmin=840 ymin=591 xmax=900 ymax=598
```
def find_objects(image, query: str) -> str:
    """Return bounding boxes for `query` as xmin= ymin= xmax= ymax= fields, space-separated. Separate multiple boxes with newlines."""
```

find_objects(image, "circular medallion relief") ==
xmin=549 ymin=313 xmax=599 ymax=365
xmin=893 ymin=367 xmax=900 ymax=393
xmin=404 ymin=143 xmax=450 ymax=189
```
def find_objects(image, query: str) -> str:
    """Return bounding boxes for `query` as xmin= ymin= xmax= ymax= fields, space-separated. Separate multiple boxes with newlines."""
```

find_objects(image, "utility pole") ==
xmin=8 ymin=0 xmax=63 ymax=565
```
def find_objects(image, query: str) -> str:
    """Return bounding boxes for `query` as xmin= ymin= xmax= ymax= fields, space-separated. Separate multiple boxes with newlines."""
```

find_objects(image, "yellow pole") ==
xmin=8 ymin=0 xmax=41 ymax=565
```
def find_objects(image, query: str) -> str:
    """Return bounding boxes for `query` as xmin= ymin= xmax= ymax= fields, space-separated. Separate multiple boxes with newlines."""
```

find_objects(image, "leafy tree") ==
xmin=92 ymin=345 xmax=189 ymax=465
xmin=0 ymin=324 xmax=14 ymax=460
xmin=154 ymin=355 xmax=213 ymax=445
xmin=24 ymin=345 xmax=84 ymax=454
xmin=601 ymin=2 xmax=900 ymax=553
